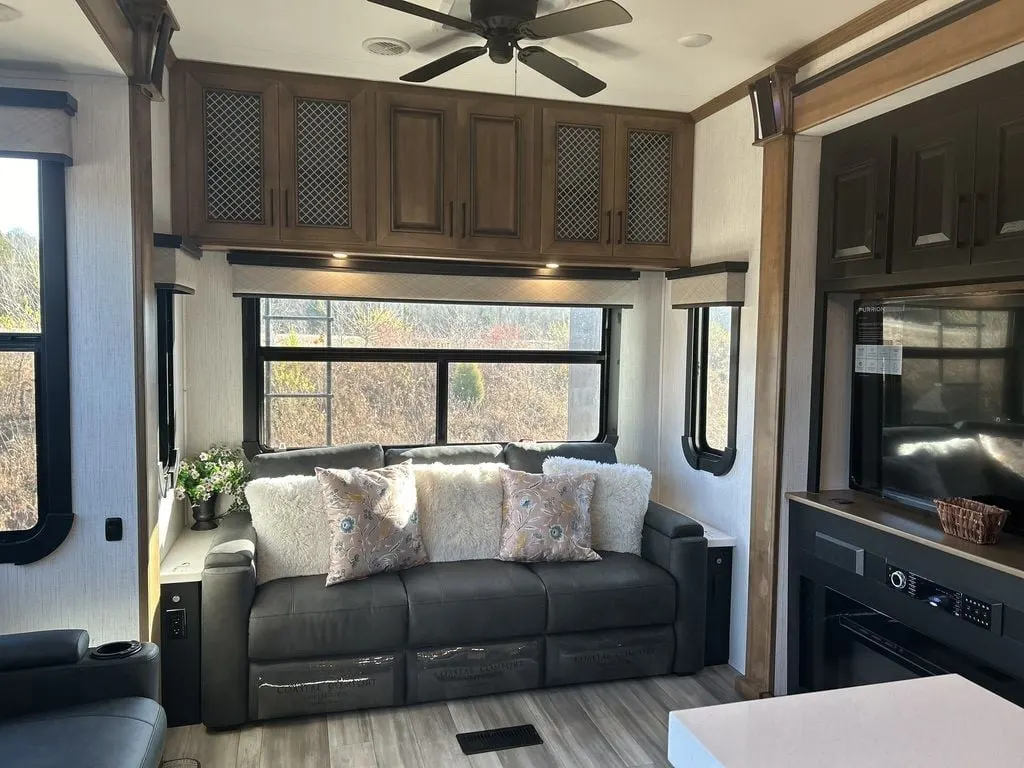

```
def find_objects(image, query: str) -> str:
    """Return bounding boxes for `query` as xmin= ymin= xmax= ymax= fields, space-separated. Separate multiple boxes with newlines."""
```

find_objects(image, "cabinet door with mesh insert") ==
xmin=540 ymin=108 xmax=616 ymax=260
xmin=279 ymin=76 xmax=373 ymax=247
xmin=183 ymin=67 xmax=281 ymax=243
xmin=613 ymin=114 xmax=693 ymax=266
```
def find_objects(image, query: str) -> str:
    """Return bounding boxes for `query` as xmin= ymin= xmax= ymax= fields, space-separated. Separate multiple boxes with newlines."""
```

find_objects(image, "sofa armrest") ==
xmin=0 ymin=629 xmax=88 ymax=672
xmin=201 ymin=515 xmax=257 ymax=729
xmin=641 ymin=504 xmax=707 ymax=676
xmin=644 ymin=501 xmax=704 ymax=539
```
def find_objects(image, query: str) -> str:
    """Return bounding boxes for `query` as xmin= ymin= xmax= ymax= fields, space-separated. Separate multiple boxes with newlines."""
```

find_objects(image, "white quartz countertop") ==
xmin=669 ymin=675 xmax=1024 ymax=767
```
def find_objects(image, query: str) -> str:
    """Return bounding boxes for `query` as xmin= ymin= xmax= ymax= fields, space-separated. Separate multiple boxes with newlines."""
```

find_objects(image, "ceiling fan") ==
xmin=365 ymin=0 xmax=633 ymax=97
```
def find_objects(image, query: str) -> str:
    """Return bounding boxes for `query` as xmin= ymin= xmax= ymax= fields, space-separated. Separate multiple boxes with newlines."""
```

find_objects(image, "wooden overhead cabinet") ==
xmin=541 ymin=108 xmax=692 ymax=265
xmin=972 ymin=95 xmax=1024 ymax=265
xmin=180 ymin=64 xmax=373 ymax=248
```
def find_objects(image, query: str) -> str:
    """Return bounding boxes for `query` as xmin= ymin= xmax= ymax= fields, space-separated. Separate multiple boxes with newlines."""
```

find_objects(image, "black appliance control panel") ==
xmin=886 ymin=564 xmax=998 ymax=631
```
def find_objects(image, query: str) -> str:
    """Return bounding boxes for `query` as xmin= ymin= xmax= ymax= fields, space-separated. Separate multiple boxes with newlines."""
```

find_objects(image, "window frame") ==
xmin=156 ymin=288 xmax=178 ymax=493
xmin=241 ymin=298 xmax=619 ymax=454
xmin=0 ymin=157 xmax=73 ymax=564
xmin=682 ymin=305 xmax=740 ymax=476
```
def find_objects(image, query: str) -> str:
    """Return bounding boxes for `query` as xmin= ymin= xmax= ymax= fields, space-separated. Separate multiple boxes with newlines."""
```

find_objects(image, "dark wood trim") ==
xmin=153 ymin=232 xmax=202 ymax=259
xmin=169 ymin=64 xmax=188 ymax=235
xmin=667 ymin=261 xmax=751 ymax=281
xmin=226 ymin=251 xmax=640 ymax=281
xmin=154 ymin=282 xmax=195 ymax=295
xmin=739 ymin=132 xmax=795 ymax=700
xmin=690 ymin=0 xmax=933 ymax=122
xmin=793 ymin=0 xmax=1024 ymax=132
xmin=793 ymin=0 xmax=999 ymax=96
xmin=75 ymin=0 xmax=134 ymax=77
xmin=0 ymin=87 xmax=78 ymax=115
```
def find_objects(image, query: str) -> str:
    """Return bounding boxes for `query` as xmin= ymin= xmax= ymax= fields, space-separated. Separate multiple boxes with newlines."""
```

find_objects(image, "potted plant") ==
xmin=175 ymin=446 xmax=250 ymax=530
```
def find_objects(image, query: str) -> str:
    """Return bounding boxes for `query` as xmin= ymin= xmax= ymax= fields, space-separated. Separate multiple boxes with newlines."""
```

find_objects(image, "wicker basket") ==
xmin=934 ymin=497 xmax=1009 ymax=545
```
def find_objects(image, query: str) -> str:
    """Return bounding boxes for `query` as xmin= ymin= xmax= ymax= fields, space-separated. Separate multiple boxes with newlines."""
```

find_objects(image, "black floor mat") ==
xmin=456 ymin=724 xmax=544 ymax=755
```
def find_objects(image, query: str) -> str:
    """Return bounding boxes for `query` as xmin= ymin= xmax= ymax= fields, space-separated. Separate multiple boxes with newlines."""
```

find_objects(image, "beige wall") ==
xmin=657 ymin=99 xmax=764 ymax=672
xmin=0 ymin=71 xmax=140 ymax=644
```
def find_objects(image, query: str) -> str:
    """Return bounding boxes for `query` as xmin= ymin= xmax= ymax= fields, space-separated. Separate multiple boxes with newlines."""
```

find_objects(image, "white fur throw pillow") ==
xmin=412 ymin=463 xmax=505 ymax=562
xmin=542 ymin=456 xmax=652 ymax=555
xmin=245 ymin=475 xmax=330 ymax=585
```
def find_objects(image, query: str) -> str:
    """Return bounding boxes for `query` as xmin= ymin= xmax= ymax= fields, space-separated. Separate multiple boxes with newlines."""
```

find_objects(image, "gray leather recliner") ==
xmin=0 ymin=630 xmax=166 ymax=768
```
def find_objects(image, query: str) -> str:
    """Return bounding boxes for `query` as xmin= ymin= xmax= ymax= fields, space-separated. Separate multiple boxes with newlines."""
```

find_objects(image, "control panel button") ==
xmin=889 ymin=570 xmax=907 ymax=590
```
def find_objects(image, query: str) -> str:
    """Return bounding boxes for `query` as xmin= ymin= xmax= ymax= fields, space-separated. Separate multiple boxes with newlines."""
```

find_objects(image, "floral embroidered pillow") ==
xmin=316 ymin=463 xmax=427 ymax=586
xmin=498 ymin=468 xmax=601 ymax=563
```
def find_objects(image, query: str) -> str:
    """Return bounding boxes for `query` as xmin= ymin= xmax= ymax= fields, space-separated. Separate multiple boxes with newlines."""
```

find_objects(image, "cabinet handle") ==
xmin=605 ymin=211 xmax=611 ymax=245
xmin=284 ymin=188 xmax=290 ymax=228
xmin=617 ymin=211 xmax=624 ymax=245
xmin=954 ymin=194 xmax=971 ymax=249
xmin=973 ymin=193 xmax=988 ymax=247
xmin=269 ymin=188 xmax=274 ymax=227
xmin=872 ymin=212 xmax=886 ymax=259
xmin=462 ymin=202 xmax=467 ymax=239
xmin=449 ymin=201 xmax=454 ymax=238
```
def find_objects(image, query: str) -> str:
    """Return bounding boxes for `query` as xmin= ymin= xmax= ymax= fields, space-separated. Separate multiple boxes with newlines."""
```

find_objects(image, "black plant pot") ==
xmin=191 ymin=495 xmax=218 ymax=531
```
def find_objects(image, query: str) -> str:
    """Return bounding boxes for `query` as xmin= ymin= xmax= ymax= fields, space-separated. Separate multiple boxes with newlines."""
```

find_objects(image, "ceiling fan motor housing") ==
xmin=471 ymin=0 xmax=538 ymax=29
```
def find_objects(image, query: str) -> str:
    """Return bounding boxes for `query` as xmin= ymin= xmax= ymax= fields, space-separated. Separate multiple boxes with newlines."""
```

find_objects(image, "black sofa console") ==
xmin=788 ymin=491 xmax=1024 ymax=704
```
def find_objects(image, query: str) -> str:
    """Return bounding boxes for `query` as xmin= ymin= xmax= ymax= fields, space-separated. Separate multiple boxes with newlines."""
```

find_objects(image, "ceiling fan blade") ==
xmin=517 ymin=46 xmax=606 ymax=97
xmin=365 ymin=0 xmax=479 ymax=34
xmin=519 ymin=0 xmax=632 ymax=39
xmin=400 ymin=46 xmax=487 ymax=83
xmin=410 ymin=29 xmax=477 ymax=55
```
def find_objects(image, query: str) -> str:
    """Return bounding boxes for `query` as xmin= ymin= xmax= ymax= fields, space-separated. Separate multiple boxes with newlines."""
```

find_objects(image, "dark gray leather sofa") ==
xmin=0 ymin=630 xmax=166 ymax=768
xmin=202 ymin=442 xmax=707 ymax=728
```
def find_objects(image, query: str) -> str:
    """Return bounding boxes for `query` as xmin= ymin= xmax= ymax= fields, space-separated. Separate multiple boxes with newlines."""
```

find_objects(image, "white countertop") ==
xmin=669 ymin=675 xmax=1024 ymax=767
xmin=160 ymin=524 xmax=223 ymax=584
xmin=696 ymin=519 xmax=736 ymax=548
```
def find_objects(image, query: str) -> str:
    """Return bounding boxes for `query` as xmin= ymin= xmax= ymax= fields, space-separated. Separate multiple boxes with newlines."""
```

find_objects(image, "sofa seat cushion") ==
xmin=528 ymin=551 xmax=676 ymax=633
xmin=0 ymin=697 xmax=165 ymax=768
xmin=249 ymin=574 xmax=408 ymax=661
xmin=400 ymin=561 xmax=547 ymax=646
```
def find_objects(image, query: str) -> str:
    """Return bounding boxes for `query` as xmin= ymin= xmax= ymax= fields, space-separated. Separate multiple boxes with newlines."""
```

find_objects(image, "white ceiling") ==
xmin=0 ymin=0 xmax=121 ymax=76
xmin=168 ymin=0 xmax=885 ymax=111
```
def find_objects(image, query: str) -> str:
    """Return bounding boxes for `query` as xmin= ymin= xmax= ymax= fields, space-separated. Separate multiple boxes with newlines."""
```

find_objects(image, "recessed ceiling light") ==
xmin=362 ymin=37 xmax=411 ymax=57
xmin=545 ymin=263 xmax=560 ymax=269
xmin=678 ymin=33 xmax=713 ymax=48
xmin=0 ymin=4 xmax=22 ymax=22
xmin=332 ymin=253 xmax=348 ymax=260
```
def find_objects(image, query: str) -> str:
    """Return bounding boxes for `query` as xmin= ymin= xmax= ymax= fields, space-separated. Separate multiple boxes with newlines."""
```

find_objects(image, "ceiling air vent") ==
xmin=362 ymin=37 xmax=411 ymax=57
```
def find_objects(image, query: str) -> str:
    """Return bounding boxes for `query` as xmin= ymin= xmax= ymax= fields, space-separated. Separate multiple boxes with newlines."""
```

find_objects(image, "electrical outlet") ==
xmin=166 ymin=608 xmax=187 ymax=639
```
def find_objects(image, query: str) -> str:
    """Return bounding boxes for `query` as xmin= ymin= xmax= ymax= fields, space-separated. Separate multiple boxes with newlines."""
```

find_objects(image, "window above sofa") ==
xmin=242 ymin=298 xmax=617 ymax=452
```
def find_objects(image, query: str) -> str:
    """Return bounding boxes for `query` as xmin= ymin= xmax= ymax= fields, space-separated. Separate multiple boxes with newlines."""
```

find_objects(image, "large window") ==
xmin=683 ymin=306 xmax=740 ymax=475
xmin=243 ymin=298 xmax=614 ymax=451
xmin=0 ymin=156 xmax=71 ymax=561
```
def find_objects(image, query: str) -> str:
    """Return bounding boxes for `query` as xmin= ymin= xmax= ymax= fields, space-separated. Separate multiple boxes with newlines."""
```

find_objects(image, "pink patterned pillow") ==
xmin=316 ymin=463 xmax=427 ymax=586
xmin=498 ymin=468 xmax=601 ymax=563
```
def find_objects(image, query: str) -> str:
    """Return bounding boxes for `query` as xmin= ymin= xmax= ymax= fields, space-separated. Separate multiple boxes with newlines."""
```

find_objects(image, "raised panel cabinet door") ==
xmin=278 ymin=76 xmax=373 ymax=248
xmin=973 ymin=95 xmax=1024 ymax=265
xmin=540 ymin=108 xmax=616 ymax=260
xmin=184 ymin=68 xmax=281 ymax=243
xmin=891 ymin=109 xmax=977 ymax=272
xmin=457 ymin=98 xmax=539 ymax=252
xmin=817 ymin=128 xmax=894 ymax=280
xmin=613 ymin=115 xmax=694 ymax=266
xmin=376 ymin=90 xmax=458 ymax=250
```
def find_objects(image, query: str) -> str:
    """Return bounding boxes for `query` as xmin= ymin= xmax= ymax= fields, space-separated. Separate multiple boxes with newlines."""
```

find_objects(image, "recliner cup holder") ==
xmin=90 ymin=640 xmax=143 ymax=660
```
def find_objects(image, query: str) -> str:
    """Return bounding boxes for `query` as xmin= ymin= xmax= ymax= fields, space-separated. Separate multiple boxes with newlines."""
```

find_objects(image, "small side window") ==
xmin=682 ymin=306 xmax=740 ymax=475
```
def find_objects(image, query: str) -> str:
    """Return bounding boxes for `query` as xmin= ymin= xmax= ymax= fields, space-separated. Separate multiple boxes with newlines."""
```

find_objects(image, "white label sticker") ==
xmin=855 ymin=344 xmax=903 ymax=376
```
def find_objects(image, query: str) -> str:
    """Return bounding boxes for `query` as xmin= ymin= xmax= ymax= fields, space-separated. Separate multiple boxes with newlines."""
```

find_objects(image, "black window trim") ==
xmin=0 ymin=157 xmax=73 ymax=564
xmin=156 ymin=288 xmax=178 ymax=493
xmin=682 ymin=305 xmax=740 ymax=476
xmin=241 ymin=297 xmax=620 ymax=456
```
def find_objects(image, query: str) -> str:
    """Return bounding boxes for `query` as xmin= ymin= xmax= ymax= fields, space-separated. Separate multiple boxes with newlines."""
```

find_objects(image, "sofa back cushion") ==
xmin=245 ymin=475 xmax=329 ymax=585
xmin=543 ymin=456 xmax=652 ymax=555
xmin=250 ymin=443 xmax=384 ymax=479
xmin=412 ymin=463 xmax=505 ymax=562
xmin=504 ymin=441 xmax=617 ymax=473
xmin=386 ymin=444 xmax=504 ymax=466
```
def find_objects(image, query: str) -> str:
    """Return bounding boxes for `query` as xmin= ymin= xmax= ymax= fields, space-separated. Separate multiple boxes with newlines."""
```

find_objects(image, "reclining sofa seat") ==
xmin=201 ymin=442 xmax=707 ymax=728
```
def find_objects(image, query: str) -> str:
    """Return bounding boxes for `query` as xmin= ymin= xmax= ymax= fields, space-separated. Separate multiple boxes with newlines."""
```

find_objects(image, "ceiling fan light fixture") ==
xmin=678 ymin=33 xmax=713 ymax=48
xmin=0 ymin=3 xmax=22 ymax=22
xmin=362 ymin=36 xmax=412 ymax=56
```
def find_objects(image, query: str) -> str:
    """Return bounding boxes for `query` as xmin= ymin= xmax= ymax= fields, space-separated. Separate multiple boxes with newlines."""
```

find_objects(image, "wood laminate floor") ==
xmin=162 ymin=666 xmax=740 ymax=768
